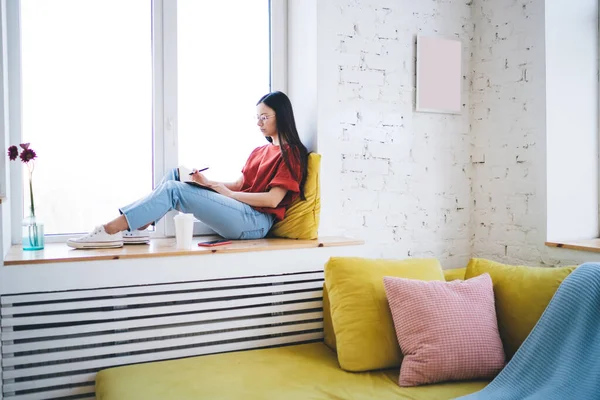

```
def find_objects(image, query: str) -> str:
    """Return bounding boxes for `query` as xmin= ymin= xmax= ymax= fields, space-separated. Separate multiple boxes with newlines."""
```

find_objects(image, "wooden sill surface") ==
xmin=545 ymin=239 xmax=600 ymax=253
xmin=3 ymin=236 xmax=365 ymax=266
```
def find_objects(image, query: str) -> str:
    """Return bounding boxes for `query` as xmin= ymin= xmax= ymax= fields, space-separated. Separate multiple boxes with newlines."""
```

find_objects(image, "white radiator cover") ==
xmin=2 ymin=271 xmax=324 ymax=399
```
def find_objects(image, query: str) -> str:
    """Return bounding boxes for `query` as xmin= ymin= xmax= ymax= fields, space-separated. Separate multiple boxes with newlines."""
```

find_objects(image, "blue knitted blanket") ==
xmin=457 ymin=262 xmax=600 ymax=400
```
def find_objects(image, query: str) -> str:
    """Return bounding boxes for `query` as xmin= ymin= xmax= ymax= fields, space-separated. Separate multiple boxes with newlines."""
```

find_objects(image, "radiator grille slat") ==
xmin=5 ymin=311 xmax=323 ymax=353
xmin=2 ymin=280 xmax=323 ymax=315
xmin=1 ymin=271 xmax=325 ymax=399
xmin=2 ymin=300 xmax=323 ymax=341
xmin=5 ymin=321 xmax=323 ymax=368
xmin=3 ymin=290 xmax=322 ymax=326
xmin=4 ymin=372 xmax=96 ymax=394
xmin=1 ymin=272 xmax=324 ymax=304
xmin=7 ymin=384 xmax=94 ymax=400
xmin=4 ymin=332 xmax=322 ymax=380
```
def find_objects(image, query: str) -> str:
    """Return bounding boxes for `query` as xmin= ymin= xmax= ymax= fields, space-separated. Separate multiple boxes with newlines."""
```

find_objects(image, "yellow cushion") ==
xmin=325 ymin=267 xmax=466 ymax=354
xmin=465 ymin=258 xmax=576 ymax=359
xmin=269 ymin=153 xmax=321 ymax=239
xmin=443 ymin=267 xmax=466 ymax=281
xmin=322 ymin=283 xmax=336 ymax=351
xmin=325 ymin=257 xmax=445 ymax=372
xmin=96 ymin=343 xmax=487 ymax=400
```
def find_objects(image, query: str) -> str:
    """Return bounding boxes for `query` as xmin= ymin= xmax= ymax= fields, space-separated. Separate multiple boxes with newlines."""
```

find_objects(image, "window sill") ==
xmin=3 ymin=236 xmax=365 ymax=266
xmin=545 ymin=239 xmax=600 ymax=253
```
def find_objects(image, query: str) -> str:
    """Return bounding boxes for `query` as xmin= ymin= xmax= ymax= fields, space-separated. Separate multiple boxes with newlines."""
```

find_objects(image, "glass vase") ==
xmin=22 ymin=215 xmax=44 ymax=251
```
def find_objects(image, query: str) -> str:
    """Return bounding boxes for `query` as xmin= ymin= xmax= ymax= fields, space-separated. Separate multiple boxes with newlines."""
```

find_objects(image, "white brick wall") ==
xmin=317 ymin=0 xmax=473 ymax=268
xmin=317 ymin=0 xmax=598 ymax=268
xmin=470 ymin=0 xmax=596 ymax=266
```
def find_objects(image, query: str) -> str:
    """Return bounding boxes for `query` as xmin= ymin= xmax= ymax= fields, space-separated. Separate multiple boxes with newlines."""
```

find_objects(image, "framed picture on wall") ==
xmin=416 ymin=36 xmax=462 ymax=114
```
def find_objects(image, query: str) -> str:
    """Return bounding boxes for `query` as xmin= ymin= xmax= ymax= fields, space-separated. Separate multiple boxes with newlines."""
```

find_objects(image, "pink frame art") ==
xmin=416 ymin=36 xmax=462 ymax=114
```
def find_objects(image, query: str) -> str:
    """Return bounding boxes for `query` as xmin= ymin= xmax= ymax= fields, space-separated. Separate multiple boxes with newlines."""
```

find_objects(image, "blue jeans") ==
xmin=119 ymin=168 xmax=275 ymax=240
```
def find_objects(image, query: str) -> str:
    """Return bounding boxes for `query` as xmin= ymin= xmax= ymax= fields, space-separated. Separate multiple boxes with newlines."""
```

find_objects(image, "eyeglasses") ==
xmin=257 ymin=114 xmax=275 ymax=122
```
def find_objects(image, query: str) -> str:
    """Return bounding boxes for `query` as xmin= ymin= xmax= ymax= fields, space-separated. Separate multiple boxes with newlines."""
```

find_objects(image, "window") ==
xmin=176 ymin=1 xmax=270 ymax=182
xmin=7 ymin=0 xmax=286 ymax=242
xmin=18 ymin=0 xmax=153 ymax=236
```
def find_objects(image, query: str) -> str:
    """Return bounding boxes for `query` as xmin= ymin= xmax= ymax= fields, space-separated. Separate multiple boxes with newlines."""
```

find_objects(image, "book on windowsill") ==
xmin=177 ymin=165 xmax=216 ymax=192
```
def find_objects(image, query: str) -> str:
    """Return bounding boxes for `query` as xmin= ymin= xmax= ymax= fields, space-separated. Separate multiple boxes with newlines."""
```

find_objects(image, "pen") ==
xmin=189 ymin=167 xmax=209 ymax=175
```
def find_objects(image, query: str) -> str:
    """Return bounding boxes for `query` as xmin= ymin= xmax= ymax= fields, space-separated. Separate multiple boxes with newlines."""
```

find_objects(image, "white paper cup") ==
xmin=173 ymin=213 xmax=195 ymax=250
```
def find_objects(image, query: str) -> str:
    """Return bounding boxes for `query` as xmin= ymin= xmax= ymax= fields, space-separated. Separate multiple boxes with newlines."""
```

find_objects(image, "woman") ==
xmin=67 ymin=91 xmax=308 ymax=249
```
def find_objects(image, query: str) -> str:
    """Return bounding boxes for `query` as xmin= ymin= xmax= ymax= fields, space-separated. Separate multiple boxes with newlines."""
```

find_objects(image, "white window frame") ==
xmin=7 ymin=0 xmax=23 ymax=245
xmin=270 ymin=0 xmax=288 ymax=92
xmin=6 ymin=0 xmax=287 ymax=244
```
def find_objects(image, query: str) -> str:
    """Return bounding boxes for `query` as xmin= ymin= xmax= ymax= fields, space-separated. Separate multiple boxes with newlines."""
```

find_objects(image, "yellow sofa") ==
xmin=96 ymin=259 xmax=575 ymax=400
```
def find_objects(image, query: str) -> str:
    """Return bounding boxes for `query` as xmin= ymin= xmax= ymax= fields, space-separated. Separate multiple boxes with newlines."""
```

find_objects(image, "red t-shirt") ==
xmin=241 ymin=144 xmax=302 ymax=221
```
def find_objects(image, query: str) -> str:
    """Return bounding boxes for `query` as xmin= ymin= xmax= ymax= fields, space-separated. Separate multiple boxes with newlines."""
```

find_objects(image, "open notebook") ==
xmin=177 ymin=166 xmax=216 ymax=192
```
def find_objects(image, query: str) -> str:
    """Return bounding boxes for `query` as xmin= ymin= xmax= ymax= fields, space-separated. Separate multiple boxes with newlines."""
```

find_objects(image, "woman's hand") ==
xmin=190 ymin=171 xmax=212 ymax=187
xmin=190 ymin=171 xmax=234 ymax=198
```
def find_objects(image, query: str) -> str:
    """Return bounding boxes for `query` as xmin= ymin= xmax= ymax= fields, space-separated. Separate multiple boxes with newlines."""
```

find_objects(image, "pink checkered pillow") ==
xmin=383 ymin=273 xmax=505 ymax=386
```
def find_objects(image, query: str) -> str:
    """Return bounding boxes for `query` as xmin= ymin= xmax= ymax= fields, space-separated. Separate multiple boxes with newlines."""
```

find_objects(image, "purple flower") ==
xmin=7 ymin=145 xmax=18 ymax=161
xmin=19 ymin=148 xmax=37 ymax=163
xmin=7 ymin=142 xmax=38 ymax=218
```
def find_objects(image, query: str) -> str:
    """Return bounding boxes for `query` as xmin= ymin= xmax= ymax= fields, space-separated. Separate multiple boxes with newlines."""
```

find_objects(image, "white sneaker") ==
xmin=122 ymin=229 xmax=150 ymax=245
xmin=67 ymin=226 xmax=124 ymax=249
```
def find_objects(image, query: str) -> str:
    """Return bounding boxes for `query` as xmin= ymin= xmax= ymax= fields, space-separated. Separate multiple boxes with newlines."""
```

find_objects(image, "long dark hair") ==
xmin=257 ymin=91 xmax=309 ymax=200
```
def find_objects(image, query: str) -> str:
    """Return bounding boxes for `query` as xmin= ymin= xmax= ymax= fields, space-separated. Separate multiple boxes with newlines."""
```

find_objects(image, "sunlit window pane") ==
xmin=177 ymin=1 xmax=270 ymax=182
xmin=20 ymin=0 xmax=153 ymax=234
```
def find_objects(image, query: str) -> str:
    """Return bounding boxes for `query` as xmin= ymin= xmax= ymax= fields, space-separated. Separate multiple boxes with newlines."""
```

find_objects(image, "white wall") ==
xmin=310 ymin=0 xmax=600 ymax=267
xmin=546 ymin=0 xmax=599 ymax=242
xmin=315 ymin=0 xmax=473 ymax=268
xmin=287 ymin=0 xmax=318 ymax=153
xmin=470 ymin=0 xmax=598 ymax=266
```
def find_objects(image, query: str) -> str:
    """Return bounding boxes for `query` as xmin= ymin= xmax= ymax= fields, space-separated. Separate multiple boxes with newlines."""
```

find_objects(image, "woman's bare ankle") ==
xmin=104 ymin=216 xmax=129 ymax=235
xmin=103 ymin=224 xmax=119 ymax=235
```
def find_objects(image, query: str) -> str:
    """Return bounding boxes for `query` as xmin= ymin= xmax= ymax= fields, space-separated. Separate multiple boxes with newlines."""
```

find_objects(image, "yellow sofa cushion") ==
xmin=323 ymin=266 xmax=465 ymax=354
xmin=322 ymin=283 xmax=337 ymax=351
xmin=96 ymin=343 xmax=487 ymax=400
xmin=443 ymin=267 xmax=466 ymax=281
xmin=325 ymin=257 xmax=445 ymax=372
xmin=269 ymin=152 xmax=320 ymax=239
xmin=465 ymin=258 xmax=576 ymax=359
